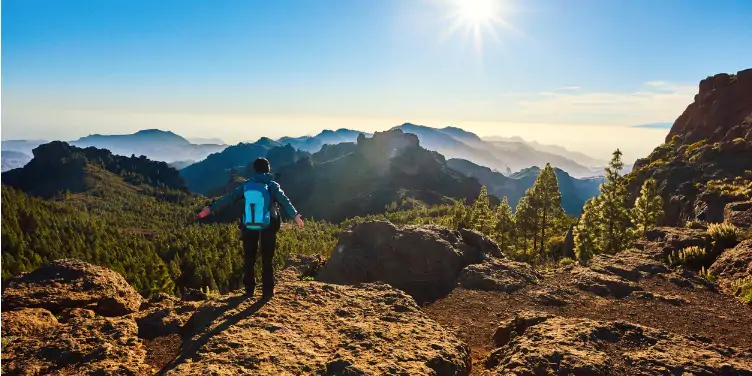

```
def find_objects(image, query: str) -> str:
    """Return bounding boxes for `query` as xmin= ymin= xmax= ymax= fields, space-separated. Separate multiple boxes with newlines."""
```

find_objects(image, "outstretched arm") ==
xmin=197 ymin=183 xmax=244 ymax=219
xmin=269 ymin=182 xmax=298 ymax=218
xmin=269 ymin=182 xmax=303 ymax=227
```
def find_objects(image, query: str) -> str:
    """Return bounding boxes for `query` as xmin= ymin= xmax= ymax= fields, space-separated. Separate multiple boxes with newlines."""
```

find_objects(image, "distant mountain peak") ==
xmin=134 ymin=129 xmax=176 ymax=135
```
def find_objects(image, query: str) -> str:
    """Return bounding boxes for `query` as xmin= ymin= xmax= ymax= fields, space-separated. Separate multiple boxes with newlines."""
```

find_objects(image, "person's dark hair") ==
xmin=252 ymin=158 xmax=271 ymax=173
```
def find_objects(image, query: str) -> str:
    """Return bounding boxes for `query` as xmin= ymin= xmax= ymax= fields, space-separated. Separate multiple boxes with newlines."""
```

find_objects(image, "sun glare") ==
xmin=444 ymin=0 xmax=516 ymax=56
xmin=457 ymin=0 xmax=497 ymax=23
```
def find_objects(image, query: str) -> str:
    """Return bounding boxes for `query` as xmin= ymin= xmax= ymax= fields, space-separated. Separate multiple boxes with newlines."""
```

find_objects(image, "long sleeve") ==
xmin=268 ymin=182 xmax=298 ymax=218
xmin=209 ymin=183 xmax=245 ymax=213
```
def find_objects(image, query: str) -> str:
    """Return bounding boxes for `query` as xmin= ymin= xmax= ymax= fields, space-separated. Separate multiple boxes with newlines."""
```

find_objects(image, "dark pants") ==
xmin=242 ymin=227 xmax=277 ymax=295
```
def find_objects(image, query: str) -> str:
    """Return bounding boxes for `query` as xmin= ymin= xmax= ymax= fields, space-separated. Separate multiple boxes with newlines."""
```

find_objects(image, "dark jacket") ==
xmin=209 ymin=173 xmax=298 ymax=219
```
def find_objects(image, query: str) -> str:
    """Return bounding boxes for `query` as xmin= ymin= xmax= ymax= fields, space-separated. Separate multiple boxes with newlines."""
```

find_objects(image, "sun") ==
xmin=443 ymin=0 xmax=516 ymax=56
xmin=457 ymin=0 xmax=498 ymax=23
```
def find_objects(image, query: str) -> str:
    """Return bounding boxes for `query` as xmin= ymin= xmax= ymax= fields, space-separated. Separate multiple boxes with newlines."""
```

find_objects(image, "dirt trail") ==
xmin=424 ymin=270 xmax=752 ymax=375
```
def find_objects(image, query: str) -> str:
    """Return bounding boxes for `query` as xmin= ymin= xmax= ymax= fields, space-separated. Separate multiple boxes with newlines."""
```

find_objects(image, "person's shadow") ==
xmin=157 ymin=295 xmax=270 ymax=375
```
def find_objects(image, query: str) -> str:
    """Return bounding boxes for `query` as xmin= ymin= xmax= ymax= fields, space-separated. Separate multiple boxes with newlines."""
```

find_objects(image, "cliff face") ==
xmin=629 ymin=69 xmax=752 ymax=226
xmin=666 ymin=69 xmax=752 ymax=144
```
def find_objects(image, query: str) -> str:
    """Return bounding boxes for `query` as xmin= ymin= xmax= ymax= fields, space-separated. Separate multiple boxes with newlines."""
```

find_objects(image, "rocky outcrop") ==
xmin=529 ymin=287 xmax=577 ymax=306
xmin=276 ymin=253 xmax=324 ymax=282
xmin=484 ymin=312 xmax=752 ymax=375
xmin=458 ymin=258 xmax=539 ymax=293
xmin=709 ymin=240 xmax=752 ymax=291
xmin=587 ymin=249 xmax=670 ymax=279
xmin=571 ymin=249 xmax=708 ymax=300
xmin=134 ymin=295 xmax=201 ymax=340
xmin=2 ymin=307 xmax=152 ymax=375
xmin=163 ymin=282 xmax=471 ymax=375
xmin=629 ymin=69 xmax=752 ymax=226
xmin=3 ymin=259 xmax=472 ymax=376
xmin=641 ymin=227 xmax=710 ymax=258
xmin=2 ymin=259 xmax=142 ymax=316
xmin=667 ymin=69 xmax=752 ymax=144
xmin=726 ymin=201 xmax=752 ymax=229
xmin=572 ymin=268 xmax=643 ymax=297
xmin=1 ymin=308 xmax=59 ymax=338
xmin=316 ymin=221 xmax=497 ymax=302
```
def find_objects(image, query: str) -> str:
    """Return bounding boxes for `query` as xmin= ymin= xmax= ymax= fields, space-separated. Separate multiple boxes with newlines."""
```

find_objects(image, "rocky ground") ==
xmin=2 ymin=223 xmax=751 ymax=375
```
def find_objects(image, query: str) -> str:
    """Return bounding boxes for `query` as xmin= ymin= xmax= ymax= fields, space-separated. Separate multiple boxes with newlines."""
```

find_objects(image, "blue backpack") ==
xmin=242 ymin=180 xmax=272 ymax=230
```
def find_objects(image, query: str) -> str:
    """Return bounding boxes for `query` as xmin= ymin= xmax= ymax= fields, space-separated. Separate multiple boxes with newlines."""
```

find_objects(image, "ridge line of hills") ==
xmin=2 ymin=123 xmax=610 ymax=178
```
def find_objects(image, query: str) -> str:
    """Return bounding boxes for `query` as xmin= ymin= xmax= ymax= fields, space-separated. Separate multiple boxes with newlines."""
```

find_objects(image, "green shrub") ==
xmin=684 ymin=220 xmax=705 ymax=229
xmin=731 ymin=276 xmax=752 ymax=304
xmin=558 ymin=257 xmax=575 ymax=267
xmin=699 ymin=266 xmax=716 ymax=283
xmin=668 ymin=245 xmax=707 ymax=268
xmin=707 ymin=222 xmax=742 ymax=243
xmin=546 ymin=235 xmax=566 ymax=258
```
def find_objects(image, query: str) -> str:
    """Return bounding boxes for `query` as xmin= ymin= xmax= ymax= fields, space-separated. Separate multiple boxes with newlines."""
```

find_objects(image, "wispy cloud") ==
xmin=498 ymin=81 xmax=694 ymax=127
xmin=645 ymin=81 xmax=668 ymax=87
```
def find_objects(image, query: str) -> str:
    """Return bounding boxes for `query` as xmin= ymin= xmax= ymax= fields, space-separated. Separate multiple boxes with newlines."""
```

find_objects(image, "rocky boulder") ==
xmin=709 ymin=240 xmax=752 ymax=290
xmin=725 ymin=200 xmax=752 ymax=229
xmin=2 ymin=308 xmax=152 ymax=375
xmin=572 ymin=268 xmax=643 ymax=298
xmin=316 ymin=221 xmax=497 ymax=302
xmin=484 ymin=312 xmax=752 ymax=375
xmin=134 ymin=296 xmax=201 ymax=340
xmin=587 ymin=249 xmax=670 ymax=281
xmin=641 ymin=227 xmax=710 ymax=258
xmin=162 ymin=281 xmax=471 ymax=375
xmin=458 ymin=258 xmax=539 ymax=293
xmin=2 ymin=259 xmax=142 ymax=316
xmin=276 ymin=253 xmax=324 ymax=282
xmin=1 ymin=308 xmax=59 ymax=338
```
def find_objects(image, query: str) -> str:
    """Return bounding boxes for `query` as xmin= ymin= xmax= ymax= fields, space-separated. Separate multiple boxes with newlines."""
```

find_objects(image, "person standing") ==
xmin=197 ymin=158 xmax=303 ymax=298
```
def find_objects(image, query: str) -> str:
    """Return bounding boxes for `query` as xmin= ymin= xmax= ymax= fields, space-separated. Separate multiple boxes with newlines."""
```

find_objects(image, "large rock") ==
xmin=572 ymin=268 xmax=642 ymax=298
xmin=134 ymin=296 xmax=201 ymax=340
xmin=1 ymin=308 xmax=59 ymax=338
xmin=2 ymin=259 xmax=142 ymax=316
xmin=628 ymin=70 xmax=752 ymax=226
xmin=484 ymin=313 xmax=752 ymax=375
xmin=458 ymin=258 xmax=539 ymax=293
xmin=162 ymin=281 xmax=471 ymax=375
xmin=642 ymin=227 xmax=710 ymax=258
xmin=666 ymin=69 xmax=752 ymax=144
xmin=587 ymin=249 xmax=670 ymax=281
xmin=276 ymin=253 xmax=324 ymax=282
xmin=2 ymin=308 xmax=152 ymax=375
xmin=725 ymin=201 xmax=752 ymax=229
xmin=316 ymin=221 xmax=496 ymax=302
xmin=709 ymin=240 xmax=752 ymax=291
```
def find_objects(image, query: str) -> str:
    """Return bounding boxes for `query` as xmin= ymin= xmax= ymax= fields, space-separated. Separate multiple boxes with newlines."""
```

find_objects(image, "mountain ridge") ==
xmin=447 ymin=158 xmax=603 ymax=215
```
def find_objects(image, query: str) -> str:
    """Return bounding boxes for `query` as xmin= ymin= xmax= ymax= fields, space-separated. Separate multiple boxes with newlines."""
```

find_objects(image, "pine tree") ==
xmin=631 ymin=178 xmax=663 ymax=238
xmin=451 ymin=199 xmax=469 ymax=229
xmin=494 ymin=196 xmax=514 ymax=254
xmin=598 ymin=149 xmax=634 ymax=253
xmin=470 ymin=186 xmax=495 ymax=236
xmin=529 ymin=164 xmax=565 ymax=259
xmin=514 ymin=196 xmax=535 ymax=258
xmin=574 ymin=197 xmax=601 ymax=263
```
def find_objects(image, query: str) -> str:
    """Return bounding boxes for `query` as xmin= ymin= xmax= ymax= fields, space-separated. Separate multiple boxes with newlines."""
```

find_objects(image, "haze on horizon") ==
xmin=2 ymin=0 xmax=751 ymax=162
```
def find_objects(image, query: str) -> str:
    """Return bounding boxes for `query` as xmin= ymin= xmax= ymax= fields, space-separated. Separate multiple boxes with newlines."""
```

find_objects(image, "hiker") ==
xmin=196 ymin=157 xmax=303 ymax=298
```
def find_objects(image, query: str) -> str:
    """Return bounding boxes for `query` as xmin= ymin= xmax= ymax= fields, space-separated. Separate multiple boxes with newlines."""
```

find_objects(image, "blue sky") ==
xmin=2 ymin=0 xmax=751 ymax=160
